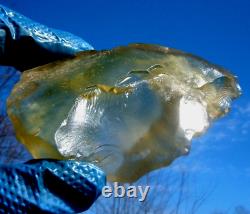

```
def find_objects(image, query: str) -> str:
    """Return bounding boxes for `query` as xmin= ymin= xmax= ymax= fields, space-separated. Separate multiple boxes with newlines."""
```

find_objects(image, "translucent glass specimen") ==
xmin=7 ymin=44 xmax=241 ymax=182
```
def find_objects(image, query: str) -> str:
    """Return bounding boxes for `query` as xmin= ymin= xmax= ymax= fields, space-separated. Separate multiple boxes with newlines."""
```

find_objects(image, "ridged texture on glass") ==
xmin=7 ymin=44 xmax=241 ymax=182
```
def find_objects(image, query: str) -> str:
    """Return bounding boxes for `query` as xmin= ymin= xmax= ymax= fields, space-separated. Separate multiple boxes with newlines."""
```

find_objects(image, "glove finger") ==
xmin=0 ymin=5 xmax=93 ymax=71
xmin=0 ymin=159 xmax=106 ymax=213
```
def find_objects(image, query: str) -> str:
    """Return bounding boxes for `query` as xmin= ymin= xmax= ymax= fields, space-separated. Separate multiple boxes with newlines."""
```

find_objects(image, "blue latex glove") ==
xmin=0 ymin=160 xmax=105 ymax=213
xmin=0 ymin=5 xmax=93 ymax=71
xmin=0 ymin=5 xmax=105 ymax=214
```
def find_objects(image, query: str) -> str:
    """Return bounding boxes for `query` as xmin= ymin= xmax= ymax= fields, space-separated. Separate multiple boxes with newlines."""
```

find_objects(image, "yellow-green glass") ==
xmin=7 ymin=44 xmax=241 ymax=182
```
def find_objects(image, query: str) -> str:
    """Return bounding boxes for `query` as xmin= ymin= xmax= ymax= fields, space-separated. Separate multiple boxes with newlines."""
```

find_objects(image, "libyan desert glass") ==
xmin=7 ymin=44 xmax=241 ymax=182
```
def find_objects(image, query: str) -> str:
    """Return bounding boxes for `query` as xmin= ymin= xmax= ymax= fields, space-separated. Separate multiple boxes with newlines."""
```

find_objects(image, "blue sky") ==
xmin=1 ymin=0 xmax=249 ymax=213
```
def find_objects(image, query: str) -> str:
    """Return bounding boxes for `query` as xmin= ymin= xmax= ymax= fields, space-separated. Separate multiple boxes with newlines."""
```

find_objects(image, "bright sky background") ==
xmin=1 ymin=0 xmax=249 ymax=213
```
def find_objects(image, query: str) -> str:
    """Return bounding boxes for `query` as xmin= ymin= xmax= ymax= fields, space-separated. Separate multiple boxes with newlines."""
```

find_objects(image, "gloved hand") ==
xmin=0 ymin=5 xmax=105 ymax=214
xmin=0 ymin=4 xmax=93 ymax=71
